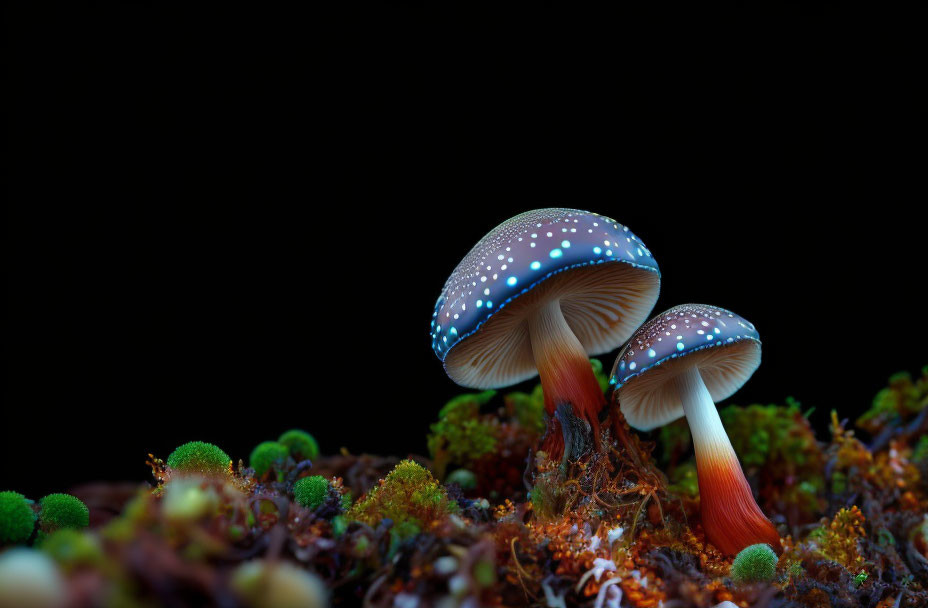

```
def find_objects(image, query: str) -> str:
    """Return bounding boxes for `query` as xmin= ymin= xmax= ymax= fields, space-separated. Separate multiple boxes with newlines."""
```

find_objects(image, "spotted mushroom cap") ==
xmin=431 ymin=208 xmax=660 ymax=389
xmin=610 ymin=304 xmax=761 ymax=431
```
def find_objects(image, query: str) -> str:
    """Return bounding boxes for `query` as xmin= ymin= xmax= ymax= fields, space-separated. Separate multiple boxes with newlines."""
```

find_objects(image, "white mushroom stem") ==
xmin=673 ymin=366 xmax=737 ymax=466
xmin=528 ymin=298 xmax=604 ymax=451
xmin=671 ymin=365 xmax=780 ymax=556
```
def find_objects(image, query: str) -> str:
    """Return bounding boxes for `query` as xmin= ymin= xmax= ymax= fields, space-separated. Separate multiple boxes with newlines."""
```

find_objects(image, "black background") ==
xmin=5 ymin=4 xmax=925 ymax=499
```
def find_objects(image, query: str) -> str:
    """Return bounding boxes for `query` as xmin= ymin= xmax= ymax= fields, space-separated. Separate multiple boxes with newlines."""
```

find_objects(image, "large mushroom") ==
xmin=431 ymin=208 xmax=660 ymax=460
xmin=609 ymin=304 xmax=781 ymax=555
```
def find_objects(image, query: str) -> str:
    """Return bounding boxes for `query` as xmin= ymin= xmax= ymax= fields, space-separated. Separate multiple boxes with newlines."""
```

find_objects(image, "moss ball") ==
xmin=730 ymin=543 xmax=778 ymax=583
xmin=278 ymin=430 xmax=319 ymax=461
xmin=250 ymin=441 xmax=290 ymax=477
xmin=293 ymin=476 xmax=329 ymax=510
xmin=0 ymin=491 xmax=36 ymax=544
xmin=38 ymin=494 xmax=89 ymax=533
xmin=167 ymin=441 xmax=231 ymax=476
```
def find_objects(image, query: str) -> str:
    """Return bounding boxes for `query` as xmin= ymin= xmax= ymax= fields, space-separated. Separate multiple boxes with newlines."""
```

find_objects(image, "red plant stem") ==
xmin=528 ymin=298 xmax=604 ymax=458
xmin=673 ymin=366 xmax=781 ymax=556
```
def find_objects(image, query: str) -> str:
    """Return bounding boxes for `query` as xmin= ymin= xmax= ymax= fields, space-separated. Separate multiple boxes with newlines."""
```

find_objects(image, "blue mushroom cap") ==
xmin=432 ymin=208 xmax=660 ymax=389
xmin=610 ymin=304 xmax=761 ymax=431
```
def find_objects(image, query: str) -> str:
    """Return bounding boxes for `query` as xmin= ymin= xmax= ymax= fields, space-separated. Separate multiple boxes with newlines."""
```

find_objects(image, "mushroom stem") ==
xmin=528 ymin=298 xmax=603 ymax=458
xmin=672 ymin=366 xmax=781 ymax=556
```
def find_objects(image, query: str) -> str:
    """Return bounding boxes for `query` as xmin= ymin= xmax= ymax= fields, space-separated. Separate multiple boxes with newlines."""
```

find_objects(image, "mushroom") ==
xmin=609 ymin=304 xmax=780 ymax=555
xmin=431 ymin=208 xmax=660 ymax=459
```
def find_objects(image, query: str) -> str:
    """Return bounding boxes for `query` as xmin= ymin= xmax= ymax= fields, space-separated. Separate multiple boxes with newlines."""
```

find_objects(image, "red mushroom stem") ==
xmin=528 ymin=299 xmax=604 ymax=458
xmin=672 ymin=366 xmax=782 ymax=556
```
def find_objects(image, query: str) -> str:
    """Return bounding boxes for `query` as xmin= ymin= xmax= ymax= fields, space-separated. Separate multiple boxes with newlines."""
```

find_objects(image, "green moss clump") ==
xmin=167 ymin=441 xmax=231 ymax=476
xmin=589 ymin=358 xmax=610 ymax=394
xmin=913 ymin=436 xmax=928 ymax=464
xmin=503 ymin=385 xmax=546 ymax=434
xmin=667 ymin=461 xmax=699 ymax=498
xmin=528 ymin=461 xmax=570 ymax=521
xmin=0 ymin=491 xmax=35 ymax=544
xmin=721 ymin=398 xmax=814 ymax=467
xmin=806 ymin=506 xmax=867 ymax=572
xmin=38 ymin=494 xmax=89 ymax=533
xmin=857 ymin=367 xmax=928 ymax=434
xmin=719 ymin=398 xmax=825 ymax=524
xmin=278 ymin=429 xmax=319 ymax=461
xmin=294 ymin=476 xmax=329 ymax=510
xmin=347 ymin=460 xmax=457 ymax=539
xmin=427 ymin=391 xmax=498 ymax=477
xmin=39 ymin=529 xmax=102 ymax=570
xmin=249 ymin=441 xmax=290 ymax=478
xmin=658 ymin=419 xmax=692 ymax=466
xmin=730 ymin=543 xmax=778 ymax=583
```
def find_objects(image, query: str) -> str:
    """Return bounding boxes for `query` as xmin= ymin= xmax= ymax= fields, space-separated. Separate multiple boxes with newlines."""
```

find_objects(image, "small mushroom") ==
xmin=431 ymin=208 xmax=660 ymax=459
xmin=609 ymin=304 xmax=780 ymax=556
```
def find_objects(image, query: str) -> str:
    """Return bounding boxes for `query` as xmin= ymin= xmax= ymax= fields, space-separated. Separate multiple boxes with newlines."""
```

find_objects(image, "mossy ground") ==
xmin=2 ymin=365 xmax=927 ymax=607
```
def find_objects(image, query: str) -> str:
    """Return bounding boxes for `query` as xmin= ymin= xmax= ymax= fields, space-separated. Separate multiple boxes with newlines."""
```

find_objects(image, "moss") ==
xmin=331 ymin=516 xmax=348 ymax=537
xmin=503 ymin=385 xmax=546 ymax=434
xmin=658 ymin=419 xmax=692 ymax=465
xmin=39 ymin=529 xmax=102 ymax=570
xmin=340 ymin=490 xmax=352 ymax=511
xmin=249 ymin=441 xmax=289 ymax=478
xmin=167 ymin=441 xmax=231 ymax=476
xmin=100 ymin=492 xmax=150 ymax=542
xmin=473 ymin=558 xmax=497 ymax=588
xmin=293 ymin=476 xmax=329 ymax=510
xmin=914 ymin=435 xmax=928 ymax=464
xmin=347 ymin=460 xmax=457 ymax=539
xmin=808 ymin=506 xmax=867 ymax=571
xmin=719 ymin=398 xmax=825 ymax=524
xmin=730 ymin=543 xmax=778 ymax=583
xmin=529 ymin=468 xmax=570 ymax=521
xmin=857 ymin=367 xmax=928 ymax=434
xmin=721 ymin=398 xmax=813 ymax=467
xmin=389 ymin=520 xmax=421 ymax=549
xmin=667 ymin=461 xmax=699 ymax=498
xmin=278 ymin=429 xmax=319 ymax=461
xmin=38 ymin=494 xmax=89 ymax=533
xmin=427 ymin=391 xmax=498 ymax=476
xmin=589 ymin=357 xmax=610 ymax=394
xmin=0 ymin=491 xmax=35 ymax=544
